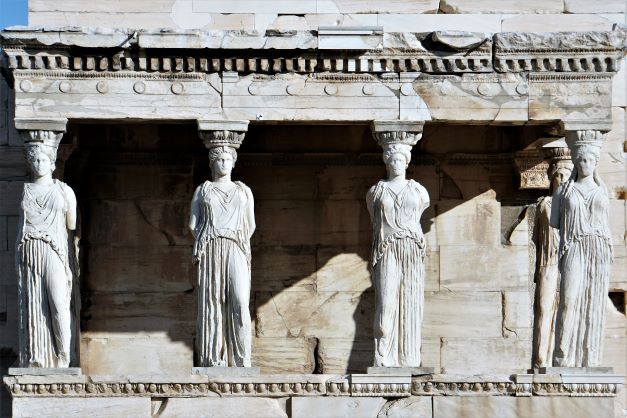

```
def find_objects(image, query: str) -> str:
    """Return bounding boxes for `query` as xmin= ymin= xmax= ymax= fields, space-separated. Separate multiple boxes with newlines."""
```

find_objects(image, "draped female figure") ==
xmin=550 ymin=142 xmax=612 ymax=367
xmin=367 ymin=144 xmax=429 ymax=367
xmin=17 ymin=140 xmax=78 ymax=368
xmin=190 ymin=146 xmax=255 ymax=367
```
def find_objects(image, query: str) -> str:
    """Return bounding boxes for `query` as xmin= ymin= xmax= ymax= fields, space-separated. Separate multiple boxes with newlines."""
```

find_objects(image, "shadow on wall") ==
xmin=61 ymin=123 xmax=545 ymax=375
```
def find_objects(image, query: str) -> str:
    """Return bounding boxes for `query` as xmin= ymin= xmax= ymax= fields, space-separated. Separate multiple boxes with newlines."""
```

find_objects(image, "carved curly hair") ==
xmin=382 ymin=144 xmax=412 ymax=165
xmin=208 ymin=146 xmax=238 ymax=164
xmin=25 ymin=143 xmax=57 ymax=167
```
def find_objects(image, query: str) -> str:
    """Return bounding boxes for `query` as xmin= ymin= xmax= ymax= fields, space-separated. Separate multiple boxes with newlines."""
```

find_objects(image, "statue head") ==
xmin=382 ymin=144 xmax=412 ymax=177
xmin=549 ymin=164 xmax=572 ymax=193
xmin=25 ymin=143 xmax=57 ymax=178
xmin=572 ymin=144 xmax=600 ymax=179
xmin=208 ymin=146 xmax=237 ymax=177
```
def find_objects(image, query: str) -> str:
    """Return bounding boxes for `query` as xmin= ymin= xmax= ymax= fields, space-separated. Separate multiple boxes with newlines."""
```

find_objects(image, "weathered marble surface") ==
xmin=8 ymin=367 xmax=80 ymax=376
xmin=13 ymin=397 xmax=152 ymax=418
xmin=432 ymin=396 xmax=615 ymax=418
xmin=191 ymin=367 xmax=260 ymax=377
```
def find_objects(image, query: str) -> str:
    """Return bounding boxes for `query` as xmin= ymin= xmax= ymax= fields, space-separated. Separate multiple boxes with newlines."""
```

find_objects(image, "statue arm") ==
xmin=366 ymin=185 xmax=376 ymax=221
xmin=417 ymin=182 xmax=430 ymax=212
xmin=549 ymin=187 xmax=561 ymax=229
xmin=189 ymin=185 xmax=203 ymax=238
xmin=245 ymin=186 xmax=256 ymax=238
xmin=64 ymin=185 xmax=77 ymax=231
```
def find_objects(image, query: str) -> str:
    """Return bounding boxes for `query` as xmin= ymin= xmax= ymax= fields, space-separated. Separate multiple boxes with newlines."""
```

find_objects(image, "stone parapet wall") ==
xmin=26 ymin=0 xmax=625 ymax=33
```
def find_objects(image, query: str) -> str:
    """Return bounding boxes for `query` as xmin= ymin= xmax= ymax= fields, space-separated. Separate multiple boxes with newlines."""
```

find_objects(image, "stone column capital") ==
xmin=15 ymin=118 xmax=67 ymax=146
xmin=370 ymin=120 xmax=425 ymax=150
xmin=197 ymin=119 xmax=249 ymax=149
xmin=559 ymin=120 xmax=610 ymax=148
xmin=556 ymin=120 xmax=611 ymax=159
xmin=538 ymin=137 xmax=571 ymax=160
xmin=537 ymin=137 xmax=573 ymax=182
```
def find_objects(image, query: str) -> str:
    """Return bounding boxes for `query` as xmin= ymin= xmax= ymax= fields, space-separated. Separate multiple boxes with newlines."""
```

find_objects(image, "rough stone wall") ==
xmin=0 ymin=67 xmax=23 ymax=417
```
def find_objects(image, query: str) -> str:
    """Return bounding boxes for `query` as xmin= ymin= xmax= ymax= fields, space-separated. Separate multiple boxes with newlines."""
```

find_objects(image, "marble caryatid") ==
xmin=551 ymin=130 xmax=613 ymax=367
xmin=189 ymin=129 xmax=255 ymax=368
xmin=16 ymin=131 xmax=79 ymax=368
xmin=367 ymin=124 xmax=430 ymax=368
xmin=532 ymin=143 xmax=573 ymax=369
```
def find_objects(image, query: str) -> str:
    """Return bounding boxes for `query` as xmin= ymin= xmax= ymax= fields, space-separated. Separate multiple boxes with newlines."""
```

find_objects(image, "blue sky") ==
xmin=1 ymin=0 xmax=28 ymax=30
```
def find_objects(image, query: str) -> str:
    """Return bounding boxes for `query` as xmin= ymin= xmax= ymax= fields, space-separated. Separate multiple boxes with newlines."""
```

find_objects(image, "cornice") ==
xmin=1 ymin=28 xmax=624 ymax=76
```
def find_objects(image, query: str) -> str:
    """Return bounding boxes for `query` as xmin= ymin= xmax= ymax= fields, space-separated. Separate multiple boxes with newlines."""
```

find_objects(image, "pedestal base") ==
xmin=367 ymin=367 xmax=435 ymax=376
xmin=191 ymin=367 xmax=260 ymax=377
xmin=8 ymin=368 xmax=81 ymax=376
xmin=535 ymin=367 xmax=614 ymax=375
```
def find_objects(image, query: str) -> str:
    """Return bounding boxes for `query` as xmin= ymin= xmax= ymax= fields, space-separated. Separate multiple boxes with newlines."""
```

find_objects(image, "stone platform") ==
xmin=3 ymin=373 xmax=623 ymax=418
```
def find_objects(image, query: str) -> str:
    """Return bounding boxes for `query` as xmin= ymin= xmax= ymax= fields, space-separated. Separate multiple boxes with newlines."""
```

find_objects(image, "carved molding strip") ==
xmin=494 ymin=31 xmax=624 ymax=73
xmin=5 ymin=375 xmax=622 ymax=398
xmin=2 ymin=29 xmax=623 ymax=75
xmin=4 ymin=53 xmax=493 ymax=75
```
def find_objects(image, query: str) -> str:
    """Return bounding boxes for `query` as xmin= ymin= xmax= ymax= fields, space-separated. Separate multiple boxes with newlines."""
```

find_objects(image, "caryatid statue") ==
xmin=532 ymin=140 xmax=573 ymax=369
xmin=367 ymin=121 xmax=430 ymax=367
xmin=551 ymin=128 xmax=613 ymax=367
xmin=189 ymin=122 xmax=255 ymax=367
xmin=16 ymin=127 xmax=80 ymax=368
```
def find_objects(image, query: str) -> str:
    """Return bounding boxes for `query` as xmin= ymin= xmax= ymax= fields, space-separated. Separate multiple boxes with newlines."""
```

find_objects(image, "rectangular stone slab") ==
xmin=191 ymin=367 xmax=261 ymax=377
xmin=9 ymin=367 xmax=82 ymax=376
xmin=538 ymin=367 xmax=614 ymax=375
xmin=367 ymin=367 xmax=435 ymax=375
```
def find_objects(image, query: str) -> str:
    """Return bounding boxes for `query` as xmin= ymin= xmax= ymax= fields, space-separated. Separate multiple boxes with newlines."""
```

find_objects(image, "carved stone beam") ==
xmin=197 ymin=120 xmax=249 ymax=150
xmin=370 ymin=121 xmax=425 ymax=149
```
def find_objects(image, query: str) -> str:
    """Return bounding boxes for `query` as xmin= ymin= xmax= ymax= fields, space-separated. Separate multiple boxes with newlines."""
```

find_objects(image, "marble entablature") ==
xmin=0 ymin=27 xmax=623 ymax=125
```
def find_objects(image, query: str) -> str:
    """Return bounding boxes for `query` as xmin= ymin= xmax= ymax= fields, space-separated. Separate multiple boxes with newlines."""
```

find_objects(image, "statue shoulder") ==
xmin=193 ymin=181 xmax=211 ymax=198
xmin=57 ymin=180 xmax=76 ymax=200
xmin=367 ymin=181 xmax=384 ymax=199
xmin=234 ymin=181 xmax=254 ymax=198
xmin=409 ymin=179 xmax=430 ymax=201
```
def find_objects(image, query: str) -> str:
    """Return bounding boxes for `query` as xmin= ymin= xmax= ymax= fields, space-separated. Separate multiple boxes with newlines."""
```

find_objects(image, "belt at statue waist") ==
xmin=371 ymin=230 xmax=425 ymax=267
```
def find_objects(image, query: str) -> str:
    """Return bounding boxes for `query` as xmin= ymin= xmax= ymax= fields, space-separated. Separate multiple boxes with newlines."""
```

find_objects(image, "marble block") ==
xmin=8 ymin=367 xmax=82 ymax=376
xmin=367 ymin=367 xmax=435 ymax=376
xmin=191 ymin=367 xmax=260 ymax=377
xmin=538 ymin=367 xmax=614 ymax=375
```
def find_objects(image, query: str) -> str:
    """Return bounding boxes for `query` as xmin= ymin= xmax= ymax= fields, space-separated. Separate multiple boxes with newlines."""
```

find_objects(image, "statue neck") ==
xmin=212 ymin=174 xmax=232 ymax=183
xmin=32 ymin=172 xmax=54 ymax=186
xmin=387 ymin=173 xmax=406 ymax=182
xmin=575 ymin=173 xmax=595 ymax=186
